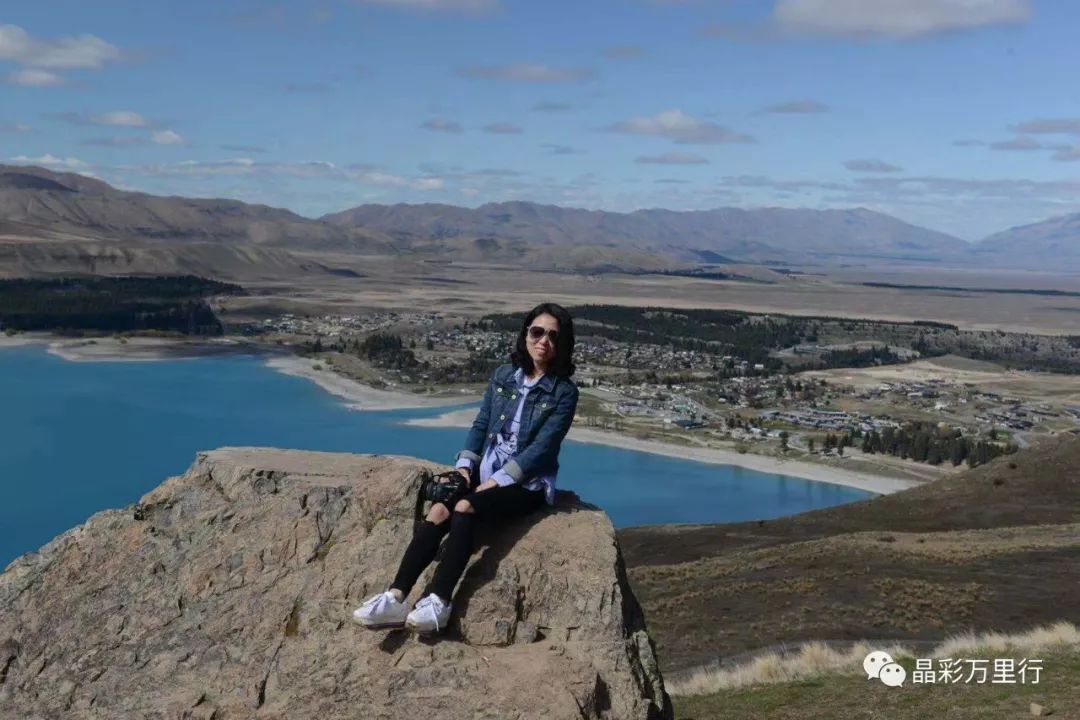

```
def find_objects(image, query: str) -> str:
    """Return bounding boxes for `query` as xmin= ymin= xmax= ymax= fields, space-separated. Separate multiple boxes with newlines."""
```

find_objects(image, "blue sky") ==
xmin=2 ymin=0 xmax=1078 ymax=239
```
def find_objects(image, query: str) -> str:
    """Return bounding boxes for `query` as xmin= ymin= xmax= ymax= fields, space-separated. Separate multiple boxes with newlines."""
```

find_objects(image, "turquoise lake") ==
xmin=0 ymin=345 xmax=873 ymax=567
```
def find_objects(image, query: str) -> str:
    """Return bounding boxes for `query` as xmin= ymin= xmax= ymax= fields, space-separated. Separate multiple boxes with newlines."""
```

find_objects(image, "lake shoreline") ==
xmin=404 ymin=408 xmax=918 ymax=495
xmin=0 ymin=333 xmax=255 ymax=362
xmin=264 ymin=355 xmax=474 ymax=411
xmin=0 ymin=333 xmax=474 ymax=410
xmin=0 ymin=333 xmax=917 ymax=494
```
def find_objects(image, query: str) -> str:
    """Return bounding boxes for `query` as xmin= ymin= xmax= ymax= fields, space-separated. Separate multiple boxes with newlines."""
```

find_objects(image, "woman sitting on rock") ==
xmin=353 ymin=302 xmax=580 ymax=634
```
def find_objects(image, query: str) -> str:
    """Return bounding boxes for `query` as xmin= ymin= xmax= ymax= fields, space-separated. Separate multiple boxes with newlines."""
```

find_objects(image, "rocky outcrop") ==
xmin=0 ymin=448 xmax=671 ymax=719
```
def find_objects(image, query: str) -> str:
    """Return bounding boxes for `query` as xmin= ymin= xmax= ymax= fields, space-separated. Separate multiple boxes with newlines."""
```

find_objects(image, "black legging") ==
xmin=391 ymin=482 xmax=545 ymax=603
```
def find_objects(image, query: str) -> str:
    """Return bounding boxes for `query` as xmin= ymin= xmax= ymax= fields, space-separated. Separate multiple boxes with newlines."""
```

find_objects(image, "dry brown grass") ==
xmin=668 ymin=621 xmax=1080 ymax=695
xmin=934 ymin=620 xmax=1080 ymax=659
xmin=620 ymin=436 xmax=1080 ymax=675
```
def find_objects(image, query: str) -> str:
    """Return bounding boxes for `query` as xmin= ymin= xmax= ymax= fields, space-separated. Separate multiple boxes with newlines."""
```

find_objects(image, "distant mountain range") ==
xmin=322 ymin=202 xmax=970 ymax=267
xmin=1 ymin=164 xmax=1077 ymax=277
xmin=0 ymin=165 xmax=390 ymax=252
xmin=0 ymin=165 xmax=393 ymax=280
xmin=975 ymin=212 xmax=1080 ymax=270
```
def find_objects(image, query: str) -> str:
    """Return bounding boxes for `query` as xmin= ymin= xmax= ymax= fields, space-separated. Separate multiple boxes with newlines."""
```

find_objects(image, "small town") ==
xmin=243 ymin=309 xmax=1080 ymax=476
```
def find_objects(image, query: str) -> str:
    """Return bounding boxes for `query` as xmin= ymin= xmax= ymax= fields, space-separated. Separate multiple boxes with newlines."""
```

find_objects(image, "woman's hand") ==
xmin=474 ymin=479 xmax=498 ymax=493
xmin=455 ymin=467 xmax=470 ymax=482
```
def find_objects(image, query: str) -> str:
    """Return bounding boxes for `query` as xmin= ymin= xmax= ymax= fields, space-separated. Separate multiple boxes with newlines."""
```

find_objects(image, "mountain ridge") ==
xmin=0 ymin=165 xmax=392 ymax=254
xmin=3 ymin=164 xmax=1078 ymax=274
xmin=322 ymin=201 xmax=970 ymax=266
xmin=976 ymin=211 xmax=1080 ymax=270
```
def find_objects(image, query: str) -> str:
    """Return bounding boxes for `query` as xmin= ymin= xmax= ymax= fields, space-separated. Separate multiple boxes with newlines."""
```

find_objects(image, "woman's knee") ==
xmin=453 ymin=498 xmax=474 ymax=514
xmin=427 ymin=504 xmax=451 ymax=524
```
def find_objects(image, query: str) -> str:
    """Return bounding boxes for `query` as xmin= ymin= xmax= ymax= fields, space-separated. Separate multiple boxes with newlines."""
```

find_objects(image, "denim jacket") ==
xmin=455 ymin=363 xmax=580 ymax=484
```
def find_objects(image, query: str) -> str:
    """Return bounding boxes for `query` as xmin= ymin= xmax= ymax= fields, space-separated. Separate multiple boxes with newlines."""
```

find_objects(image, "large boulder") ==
xmin=0 ymin=448 xmax=671 ymax=719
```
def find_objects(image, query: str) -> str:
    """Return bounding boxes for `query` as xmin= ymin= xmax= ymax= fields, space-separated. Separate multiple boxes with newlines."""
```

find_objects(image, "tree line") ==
xmin=307 ymin=332 xmax=500 ymax=384
xmin=482 ymin=304 xmax=809 ymax=367
xmin=815 ymin=345 xmax=905 ymax=369
xmin=819 ymin=422 xmax=1016 ymax=468
xmin=0 ymin=276 xmax=243 ymax=335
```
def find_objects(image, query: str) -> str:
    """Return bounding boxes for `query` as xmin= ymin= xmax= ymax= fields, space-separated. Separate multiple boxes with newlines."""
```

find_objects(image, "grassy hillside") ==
xmin=673 ymin=650 xmax=1080 ymax=720
xmin=617 ymin=435 xmax=1080 ymax=676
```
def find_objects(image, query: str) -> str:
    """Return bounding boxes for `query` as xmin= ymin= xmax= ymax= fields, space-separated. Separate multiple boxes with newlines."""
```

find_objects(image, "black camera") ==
xmin=423 ymin=470 xmax=472 ymax=505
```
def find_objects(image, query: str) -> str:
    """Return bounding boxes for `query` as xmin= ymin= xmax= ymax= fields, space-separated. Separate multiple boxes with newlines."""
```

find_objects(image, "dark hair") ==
xmin=510 ymin=302 xmax=575 ymax=378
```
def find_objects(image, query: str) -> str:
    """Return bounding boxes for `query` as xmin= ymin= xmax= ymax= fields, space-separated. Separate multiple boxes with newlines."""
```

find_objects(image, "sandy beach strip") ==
xmin=0 ymin=334 xmax=474 ymax=411
xmin=51 ymin=337 xmax=253 ymax=362
xmin=0 ymin=334 xmax=254 ymax=362
xmin=0 ymin=335 xmax=46 ymax=349
xmin=404 ymin=408 xmax=918 ymax=495
xmin=264 ymin=355 xmax=474 ymax=411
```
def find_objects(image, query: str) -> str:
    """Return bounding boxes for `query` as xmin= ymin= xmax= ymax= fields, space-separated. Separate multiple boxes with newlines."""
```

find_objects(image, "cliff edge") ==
xmin=0 ymin=448 xmax=671 ymax=719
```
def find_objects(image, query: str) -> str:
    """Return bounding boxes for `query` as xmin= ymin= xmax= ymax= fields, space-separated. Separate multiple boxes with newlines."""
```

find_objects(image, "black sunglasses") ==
xmin=527 ymin=325 xmax=559 ymax=343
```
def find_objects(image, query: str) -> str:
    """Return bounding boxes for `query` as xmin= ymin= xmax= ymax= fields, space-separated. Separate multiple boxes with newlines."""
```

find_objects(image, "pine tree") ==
xmin=950 ymin=439 xmax=967 ymax=466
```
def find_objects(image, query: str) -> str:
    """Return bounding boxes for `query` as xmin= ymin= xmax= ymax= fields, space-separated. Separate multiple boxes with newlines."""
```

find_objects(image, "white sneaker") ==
xmin=352 ymin=590 xmax=409 ymax=629
xmin=406 ymin=593 xmax=452 ymax=634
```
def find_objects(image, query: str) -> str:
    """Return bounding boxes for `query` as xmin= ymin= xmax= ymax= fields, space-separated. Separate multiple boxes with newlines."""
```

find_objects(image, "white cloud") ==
xmin=363 ymin=172 xmax=410 ymax=187
xmin=151 ymin=129 xmax=185 ymax=145
xmin=10 ymin=153 xmax=87 ymax=169
xmin=459 ymin=63 xmax=592 ymax=83
xmin=6 ymin=69 xmax=64 ymax=86
xmin=844 ymin=158 xmax=903 ymax=172
xmin=161 ymin=158 xmax=255 ymax=175
xmin=0 ymin=122 xmax=31 ymax=132
xmin=123 ymin=158 xmax=443 ymax=192
xmin=773 ymin=0 xmax=1031 ymax=39
xmin=1052 ymin=146 xmax=1080 ymax=162
xmin=49 ymin=111 xmax=154 ymax=127
xmin=354 ymin=0 xmax=498 ymax=10
xmin=988 ymin=136 xmax=1054 ymax=151
xmin=0 ymin=24 xmax=122 ymax=69
xmin=356 ymin=171 xmax=443 ymax=191
xmin=220 ymin=144 xmax=269 ymax=154
xmin=608 ymin=109 xmax=755 ymax=145
xmin=762 ymin=99 xmax=830 ymax=114
xmin=532 ymin=101 xmax=573 ymax=112
xmin=483 ymin=122 xmax=522 ymax=134
xmin=83 ymin=136 xmax=148 ymax=148
xmin=92 ymin=111 xmax=150 ymax=128
xmin=959 ymin=121 xmax=1080 ymax=157
xmin=636 ymin=152 xmax=710 ymax=165
xmin=1009 ymin=118 xmax=1080 ymax=135
xmin=421 ymin=118 xmax=464 ymax=134
xmin=541 ymin=143 xmax=584 ymax=155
